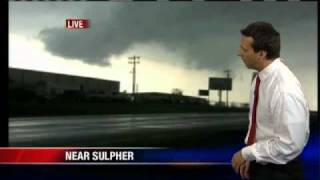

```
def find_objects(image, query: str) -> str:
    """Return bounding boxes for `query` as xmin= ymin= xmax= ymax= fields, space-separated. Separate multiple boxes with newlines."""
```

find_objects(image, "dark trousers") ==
xmin=249 ymin=157 xmax=304 ymax=180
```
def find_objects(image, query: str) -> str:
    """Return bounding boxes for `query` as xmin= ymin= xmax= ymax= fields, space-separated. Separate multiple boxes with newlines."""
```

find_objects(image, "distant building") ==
xmin=133 ymin=92 xmax=209 ymax=105
xmin=230 ymin=102 xmax=250 ymax=108
xmin=9 ymin=68 xmax=120 ymax=98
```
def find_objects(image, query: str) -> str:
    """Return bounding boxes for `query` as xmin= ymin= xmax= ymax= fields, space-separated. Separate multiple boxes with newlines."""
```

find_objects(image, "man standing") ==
xmin=232 ymin=22 xmax=310 ymax=179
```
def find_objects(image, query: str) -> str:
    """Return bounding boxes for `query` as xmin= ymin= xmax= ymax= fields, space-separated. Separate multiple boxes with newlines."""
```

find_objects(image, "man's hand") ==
xmin=232 ymin=150 xmax=246 ymax=174
xmin=239 ymin=161 xmax=250 ymax=179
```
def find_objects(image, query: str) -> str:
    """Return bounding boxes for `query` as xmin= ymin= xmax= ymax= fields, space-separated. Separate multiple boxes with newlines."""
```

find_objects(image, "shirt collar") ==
xmin=257 ymin=57 xmax=281 ymax=81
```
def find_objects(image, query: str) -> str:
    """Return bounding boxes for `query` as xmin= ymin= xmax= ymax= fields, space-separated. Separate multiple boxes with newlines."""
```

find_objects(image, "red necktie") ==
xmin=247 ymin=75 xmax=261 ymax=145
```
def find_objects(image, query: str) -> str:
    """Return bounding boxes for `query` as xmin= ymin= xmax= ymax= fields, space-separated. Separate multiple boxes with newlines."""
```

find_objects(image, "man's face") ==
xmin=238 ymin=36 xmax=259 ymax=70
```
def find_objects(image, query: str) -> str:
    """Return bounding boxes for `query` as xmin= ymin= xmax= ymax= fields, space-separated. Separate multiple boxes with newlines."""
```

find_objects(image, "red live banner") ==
xmin=66 ymin=19 xmax=89 ymax=29
xmin=0 ymin=148 xmax=65 ymax=163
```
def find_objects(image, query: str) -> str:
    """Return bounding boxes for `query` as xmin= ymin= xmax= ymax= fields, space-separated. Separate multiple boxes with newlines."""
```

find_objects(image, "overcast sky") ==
xmin=9 ymin=2 xmax=317 ymax=110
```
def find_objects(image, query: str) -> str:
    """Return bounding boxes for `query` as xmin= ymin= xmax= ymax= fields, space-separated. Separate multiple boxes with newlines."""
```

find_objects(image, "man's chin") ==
xmin=244 ymin=64 xmax=251 ymax=69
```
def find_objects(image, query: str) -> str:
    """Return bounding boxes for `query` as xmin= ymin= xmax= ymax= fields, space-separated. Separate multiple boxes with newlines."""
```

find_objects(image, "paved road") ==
xmin=9 ymin=112 xmax=249 ymax=147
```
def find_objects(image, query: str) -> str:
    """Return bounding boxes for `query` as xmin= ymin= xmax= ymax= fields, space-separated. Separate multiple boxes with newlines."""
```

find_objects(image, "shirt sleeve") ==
xmin=241 ymin=92 xmax=309 ymax=164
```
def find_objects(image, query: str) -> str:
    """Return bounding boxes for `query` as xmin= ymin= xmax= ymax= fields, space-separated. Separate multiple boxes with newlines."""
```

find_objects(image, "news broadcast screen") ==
xmin=3 ymin=1 xmax=318 ymax=179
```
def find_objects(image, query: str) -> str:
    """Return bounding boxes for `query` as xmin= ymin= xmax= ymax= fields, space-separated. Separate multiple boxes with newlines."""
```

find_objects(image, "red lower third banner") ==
xmin=0 ymin=148 xmax=230 ymax=165
xmin=0 ymin=148 xmax=66 ymax=163
xmin=0 ymin=148 xmax=137 ymax=164
xmin=0 ymin=148 xmax=142 ymax=164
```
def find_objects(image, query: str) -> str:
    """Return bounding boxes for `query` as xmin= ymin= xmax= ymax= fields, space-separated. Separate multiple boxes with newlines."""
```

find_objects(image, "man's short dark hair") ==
xmin=240 ymin=22 xmax=280 ymax=60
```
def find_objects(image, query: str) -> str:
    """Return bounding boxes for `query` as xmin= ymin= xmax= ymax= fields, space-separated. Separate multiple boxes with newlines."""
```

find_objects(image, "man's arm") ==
xmin=241 ymin=92 xmax=309 ymax=164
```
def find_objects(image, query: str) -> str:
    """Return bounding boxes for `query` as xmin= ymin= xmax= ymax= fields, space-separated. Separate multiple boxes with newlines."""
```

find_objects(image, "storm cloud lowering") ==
xmin=38 ymin=3 xmax=316 ymax=70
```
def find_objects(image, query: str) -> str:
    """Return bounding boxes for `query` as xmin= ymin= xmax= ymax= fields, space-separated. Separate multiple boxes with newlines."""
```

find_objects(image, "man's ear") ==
xmin=259 ymin=51 xmax=267 ymax=59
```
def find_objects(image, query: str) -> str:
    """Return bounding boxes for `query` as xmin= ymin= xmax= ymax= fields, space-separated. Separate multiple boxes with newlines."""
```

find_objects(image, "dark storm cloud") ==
xmin=37 ymin=2 xmax=316 ymax=69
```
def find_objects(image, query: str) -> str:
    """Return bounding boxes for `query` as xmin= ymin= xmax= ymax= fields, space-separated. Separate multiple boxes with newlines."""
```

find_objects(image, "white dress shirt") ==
xmin=241 ymin=58 xmax=310 ymax=164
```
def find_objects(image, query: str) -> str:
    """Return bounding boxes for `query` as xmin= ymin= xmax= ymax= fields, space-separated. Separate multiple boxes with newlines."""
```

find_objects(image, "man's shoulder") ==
xmin=268 ymin=73 xmax=303 ymax=100
xmin=273 ymin=61 xmax=300 ymax=88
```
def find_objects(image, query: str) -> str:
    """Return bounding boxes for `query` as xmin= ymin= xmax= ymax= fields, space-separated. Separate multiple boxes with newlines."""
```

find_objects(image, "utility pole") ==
xmin=218 ymin=90 xmax=222 ymax=106
xmin=224 ymin=69 xmax=231 ymax=107
xmin=128 ymin=56 xmax=140 ymax=100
